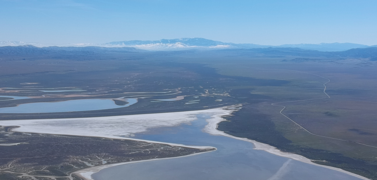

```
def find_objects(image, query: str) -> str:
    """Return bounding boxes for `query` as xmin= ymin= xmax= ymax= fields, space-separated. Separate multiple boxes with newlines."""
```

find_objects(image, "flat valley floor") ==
xmin=1 ymin=47 xmax=377 ymax=179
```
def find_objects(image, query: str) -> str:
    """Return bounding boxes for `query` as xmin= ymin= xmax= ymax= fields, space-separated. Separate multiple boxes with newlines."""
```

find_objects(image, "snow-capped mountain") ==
xmin=103 ymin=38 xmax=238 ymax=49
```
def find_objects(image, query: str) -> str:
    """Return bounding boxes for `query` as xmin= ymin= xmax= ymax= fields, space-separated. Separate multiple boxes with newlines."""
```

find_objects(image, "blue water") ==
xmin=0 ymin=95 xmax=30 ymax=101
xmin=152 ymin=99 xmax=179 ymax=102
xmin=152 ymin=97 xmax=183 ymax=102
xmin=93 ymin=114 xmax=362 ymax=180
xmin=0 ymin=98 xmax=137 ymax=113
xmin=39 ymin=89 xmax=86 ymax=92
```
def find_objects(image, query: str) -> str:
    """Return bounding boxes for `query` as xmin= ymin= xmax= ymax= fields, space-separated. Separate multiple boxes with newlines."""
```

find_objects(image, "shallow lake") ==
xmin=39 ymin=89 xmax=86 ymax=92
xmin=0 ymin=95 xmax=30 ymax=101
xmin=152 ymin=98 xmax=179 ymax=102
xmin=0 ymin=98 xmax=137 ymax=113
xmin=93 ymin=114 xmax=362 ymax=180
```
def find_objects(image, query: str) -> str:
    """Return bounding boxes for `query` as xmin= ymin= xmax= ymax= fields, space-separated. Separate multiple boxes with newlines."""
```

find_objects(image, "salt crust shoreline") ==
xmin=74 ymin=150 xmax=214 ymax=180
xmin=0 ymin=105 xmax=369 ymax=180
xmin=202 ymin=107 xmax=370 ymax=180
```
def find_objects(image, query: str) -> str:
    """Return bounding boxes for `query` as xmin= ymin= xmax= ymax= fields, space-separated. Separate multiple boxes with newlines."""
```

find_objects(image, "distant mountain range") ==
xmin=1 ymin=44 xmax=376 ymax=61
xmin=278 ymin=43 xmax=370 ymax=52
xmin=104 ymin=38 xmax=373 ymax=51
xmin=0 ymin=38 xmax=375 ymax=52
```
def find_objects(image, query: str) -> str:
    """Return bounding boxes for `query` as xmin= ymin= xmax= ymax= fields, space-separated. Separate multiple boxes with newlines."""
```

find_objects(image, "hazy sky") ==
xmin=1 ymin=0 xmax=376 ymax=45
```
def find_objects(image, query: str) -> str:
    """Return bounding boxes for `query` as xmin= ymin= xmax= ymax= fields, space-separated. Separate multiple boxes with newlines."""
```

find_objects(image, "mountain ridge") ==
xmin=1 ymin=44 xmax=376 ymax=61
xmin=0 ymin=38 xmax=375 ymax=52
xmin=104 ymin=38 xmax=371 ymax=51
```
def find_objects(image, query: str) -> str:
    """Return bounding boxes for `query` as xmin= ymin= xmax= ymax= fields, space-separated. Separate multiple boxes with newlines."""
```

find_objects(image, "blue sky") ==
xmin=1 ymin=0 xmax=376 ymax=45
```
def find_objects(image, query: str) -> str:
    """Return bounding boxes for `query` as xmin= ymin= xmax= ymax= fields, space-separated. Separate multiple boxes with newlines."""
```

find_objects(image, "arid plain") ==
xmin=0 ymin=46 xmax=377 ymax=179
